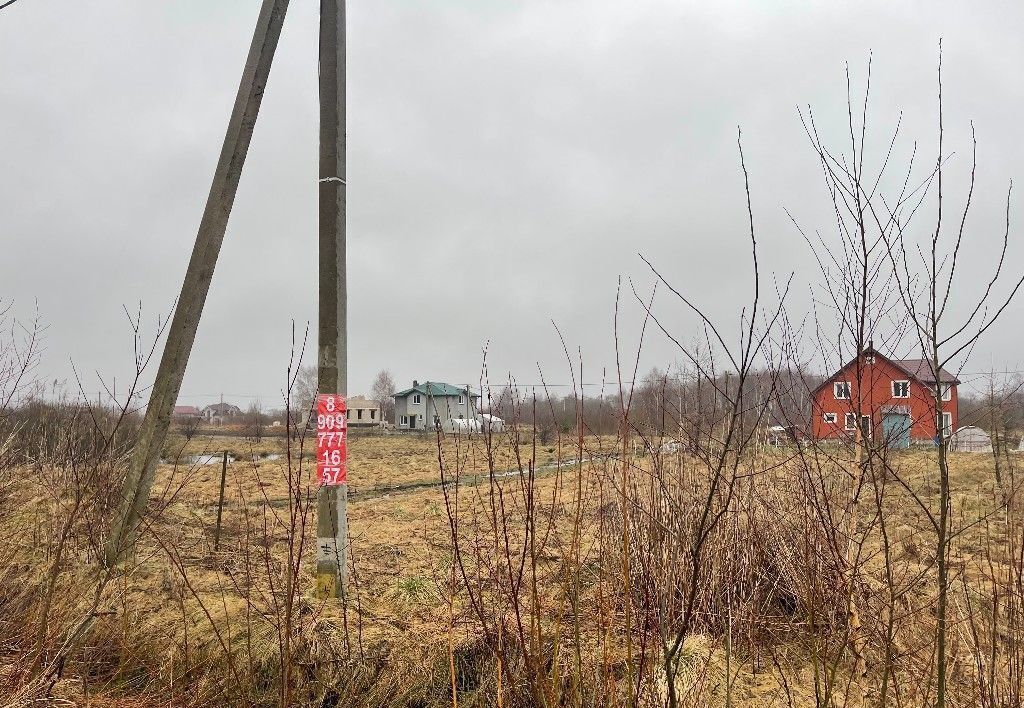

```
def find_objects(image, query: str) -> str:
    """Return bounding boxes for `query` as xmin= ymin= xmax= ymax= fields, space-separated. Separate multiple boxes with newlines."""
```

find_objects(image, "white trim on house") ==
xmin=892 ymin=380 xmax=910 ymax=398
xmin=938 ymin=412 xmax=953 ymax=437
xmin=412 ymin=394 xmax=421 ymax=405
xmin=834 ymin=381 xmax=851 ymax=399
xmin=824 ymin=412 xmax=838 ymax=424
xmin=844 ymin=412 xmax=856 ymax=430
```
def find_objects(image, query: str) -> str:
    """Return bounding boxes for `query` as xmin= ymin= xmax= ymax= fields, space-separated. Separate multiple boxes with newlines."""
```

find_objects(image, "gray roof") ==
xmin=394 ymin=381 xmax=477 ymax=398
xmin=203 ymin=402 xmax=242 ymax=414
xmin=892 ymin=359 xmax=959 ymax=384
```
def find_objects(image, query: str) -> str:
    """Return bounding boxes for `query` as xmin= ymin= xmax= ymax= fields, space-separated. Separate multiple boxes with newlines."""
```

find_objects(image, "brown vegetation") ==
xmin=0 ymin=409 xmax=1021 ymax=706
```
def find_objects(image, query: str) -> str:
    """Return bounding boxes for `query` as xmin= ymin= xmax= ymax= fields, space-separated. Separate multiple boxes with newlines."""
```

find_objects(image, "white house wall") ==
xmin=395 ymin=392 xmax=478 ymax=430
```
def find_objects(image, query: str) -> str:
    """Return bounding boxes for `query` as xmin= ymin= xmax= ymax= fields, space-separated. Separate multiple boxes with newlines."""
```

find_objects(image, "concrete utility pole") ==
xmin=316 ymin=0 xmax=348 ymax=598
xmin=104 ymin=0 xmax=291 ymax=568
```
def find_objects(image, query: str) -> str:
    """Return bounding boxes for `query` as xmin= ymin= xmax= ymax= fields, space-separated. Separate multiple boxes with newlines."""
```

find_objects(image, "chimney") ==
xmin=413 ymin=380 xmax=419 ymax=388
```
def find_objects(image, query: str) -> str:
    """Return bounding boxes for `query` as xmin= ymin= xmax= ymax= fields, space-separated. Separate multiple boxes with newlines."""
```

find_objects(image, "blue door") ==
xmin=882 ymin=413 xmax=911 ymax=449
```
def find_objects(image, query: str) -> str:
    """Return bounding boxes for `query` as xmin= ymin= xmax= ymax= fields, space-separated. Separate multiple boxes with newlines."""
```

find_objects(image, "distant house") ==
xmin=346 ymin=396 xmax=382 ymax=428
xmin=394 ymin=381 xmax=478 ymax=431
xmin=202 ymin=402 xmax=243 ymax=425
xmin=810 ymin=346 xmax=959 ymax=447
xmin=172 ymin=405 xmax=201 ymax=421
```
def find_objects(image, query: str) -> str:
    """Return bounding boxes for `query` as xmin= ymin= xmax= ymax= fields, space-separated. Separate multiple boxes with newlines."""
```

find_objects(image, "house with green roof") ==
xmin=394 ymin=380 xmax=478 ymax=431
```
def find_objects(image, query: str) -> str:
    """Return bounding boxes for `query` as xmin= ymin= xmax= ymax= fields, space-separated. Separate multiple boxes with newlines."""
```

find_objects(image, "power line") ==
xmin=960 ymin=370 xmax=1024 ymax=377
xmin=0 ymin=0 xmax=24 ymax=11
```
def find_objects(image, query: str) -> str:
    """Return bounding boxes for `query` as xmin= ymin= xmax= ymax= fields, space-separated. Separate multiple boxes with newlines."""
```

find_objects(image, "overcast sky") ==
xmin=2 ymin=0 xmax=1023 ymax=410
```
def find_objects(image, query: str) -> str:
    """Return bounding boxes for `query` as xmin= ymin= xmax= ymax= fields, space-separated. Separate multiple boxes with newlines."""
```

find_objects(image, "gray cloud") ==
xmin=2 ymin=0 xmax=1022 ymax=408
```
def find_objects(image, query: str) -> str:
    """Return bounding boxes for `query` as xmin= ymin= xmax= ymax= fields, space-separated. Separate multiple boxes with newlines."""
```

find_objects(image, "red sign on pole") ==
xmin=316 ymin=394 xmax=347 ymax=485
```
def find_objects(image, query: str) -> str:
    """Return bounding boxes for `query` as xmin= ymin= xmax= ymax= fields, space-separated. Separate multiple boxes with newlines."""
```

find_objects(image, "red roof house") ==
xmin=810 ymin=347 xmax=959 ymax=447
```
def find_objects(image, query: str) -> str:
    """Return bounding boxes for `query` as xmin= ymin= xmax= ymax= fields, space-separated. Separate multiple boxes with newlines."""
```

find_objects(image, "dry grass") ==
xmin=162 ymin=429 xmax=579 ymax=492
xmin=1 ymin=428 xmax=1021 ymax=706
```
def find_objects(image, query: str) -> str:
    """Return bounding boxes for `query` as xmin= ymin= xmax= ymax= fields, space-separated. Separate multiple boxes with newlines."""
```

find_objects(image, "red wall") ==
xmin=811 ymin=355 xmax=957 ymax=441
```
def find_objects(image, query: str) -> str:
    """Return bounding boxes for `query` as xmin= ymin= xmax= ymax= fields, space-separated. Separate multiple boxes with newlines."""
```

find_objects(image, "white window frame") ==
xmin=458 ymin=395 xmax=464 ymax=405
xmin=834 ymin=382 xmax=851 ymax=400
xmin=412 ymin=394 xmax=421 ymax=405
xmin=941 ymin=383 xmax=952 ymax=401
xmin=891 ymin=380 xmax=910 ymax=399
xmin=823 ymin=412 xmax=838 ymax=424
xmin=937 ymin=412 xmax=953 ymax=437
xmin=400 ymin=414 xmax=409 ymax=426
xmin=844 ymin=413 xmax=856 ymax=431
xmin=370 ymin=409 xmax=376 ymax=420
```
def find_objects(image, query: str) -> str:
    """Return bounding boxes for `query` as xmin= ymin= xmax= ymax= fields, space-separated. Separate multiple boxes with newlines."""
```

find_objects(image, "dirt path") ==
xmin=256 ymin=453 xmax=610 ymax=507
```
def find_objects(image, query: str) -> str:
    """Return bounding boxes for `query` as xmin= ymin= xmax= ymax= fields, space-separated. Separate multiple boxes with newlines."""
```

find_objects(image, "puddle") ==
xmin=183 ymin=454 xmax=235 ymax=466
xmin=246 ymin=452 xmax=283 ymax=462
xmin=159 ymin=452 xmax=284 ymax=466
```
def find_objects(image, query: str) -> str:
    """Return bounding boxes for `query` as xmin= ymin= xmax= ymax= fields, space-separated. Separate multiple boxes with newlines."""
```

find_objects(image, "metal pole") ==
xmin=104 ymin=0 xmax=291 ymax=568
xmin=316 ymin=0 xmax=347 ymax=598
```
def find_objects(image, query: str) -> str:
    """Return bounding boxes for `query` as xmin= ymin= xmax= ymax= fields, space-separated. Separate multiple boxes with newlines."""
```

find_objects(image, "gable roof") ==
xmin=812 ymin=349 xmax=960 ymax=396
xmin=173 ymin=405 xmax=201 ymax=415
xmin=394 ymin=381 xmax=477 ymax=398
xmin=203 ymin=402 xmax=242 ymax=414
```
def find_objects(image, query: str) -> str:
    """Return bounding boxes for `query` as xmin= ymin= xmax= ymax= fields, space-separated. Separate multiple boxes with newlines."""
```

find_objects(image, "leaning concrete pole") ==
xmin=104 ymin=0 xmax=291 ymax=568
xmin=316 ymin=0 xmax=348 ymax=598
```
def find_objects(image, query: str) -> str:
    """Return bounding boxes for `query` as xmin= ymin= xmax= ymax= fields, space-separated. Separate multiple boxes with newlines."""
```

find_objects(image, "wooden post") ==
xmin=316 ymin=0 xmax=348 ymax=599
xmin=103 ymin=0 xmax=291 ymax=568
xmin=214 ymin=450 xmax=228 ymax=552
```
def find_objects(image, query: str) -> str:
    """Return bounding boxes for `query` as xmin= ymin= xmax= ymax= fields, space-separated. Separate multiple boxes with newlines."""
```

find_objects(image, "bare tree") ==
xmin=370 ymin=369 xmax=396 ymax=423
xmin=0 ymin=300 xmax=43 ymax=416
xmin=881 ymin=62 xmax=1023 ymax=707
xmin=291 ymin=365 xmax=318 ymax=423
xmin=796 ymin=51 xmax=1024 ymax=707
xmin=245 ymin=398 xmax=264 ymax=443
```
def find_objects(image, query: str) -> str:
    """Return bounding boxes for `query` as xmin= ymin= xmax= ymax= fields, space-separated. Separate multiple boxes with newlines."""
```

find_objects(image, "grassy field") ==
xmin=2 ymin=427 xmax=1022 ymax=706
xmin=161 ymin=427 xmax=596 ymax=492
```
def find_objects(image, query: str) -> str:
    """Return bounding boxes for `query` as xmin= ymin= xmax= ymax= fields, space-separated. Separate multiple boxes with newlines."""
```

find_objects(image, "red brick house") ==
xmin=810 ymin=347 xmax=959 ymax=447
